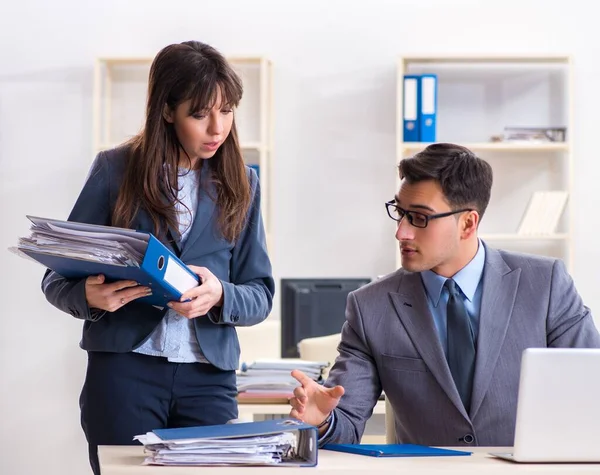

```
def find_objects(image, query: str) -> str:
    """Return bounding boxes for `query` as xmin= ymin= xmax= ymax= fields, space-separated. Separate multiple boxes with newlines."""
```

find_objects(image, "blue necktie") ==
xmin=445 ymin=279 xmax=475 ymax=412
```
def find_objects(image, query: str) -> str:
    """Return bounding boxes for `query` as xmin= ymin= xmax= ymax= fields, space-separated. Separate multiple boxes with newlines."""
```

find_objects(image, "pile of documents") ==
xmin=10 ymin=216 xmax=198 ymax=306
xmin=13 ymin=216 xmax=147 ymax=267
xmin=134 ymin=419 xmax=317 ymax=467
xmin=237 ymin=359 xmax=329 ymax=398
xmin=502 ymin=126 xmax=567 ymax=143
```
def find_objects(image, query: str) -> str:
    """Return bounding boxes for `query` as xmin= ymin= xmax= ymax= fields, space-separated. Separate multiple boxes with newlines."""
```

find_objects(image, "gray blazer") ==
xmin=41 ymin=145 xmax=274 ymax=371
xmin=325 ymin=244 xmax=600 ymax=447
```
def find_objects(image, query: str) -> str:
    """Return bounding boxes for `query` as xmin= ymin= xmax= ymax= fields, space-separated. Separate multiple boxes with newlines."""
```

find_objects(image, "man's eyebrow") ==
xmin=394 ymin=196 xmax=435 ymax=213
xmin=410 ymin=204 xmax=436 ymax=212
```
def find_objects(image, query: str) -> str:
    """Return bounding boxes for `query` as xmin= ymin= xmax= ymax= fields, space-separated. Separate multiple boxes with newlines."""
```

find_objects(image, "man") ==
xmin=289 ymin=143 xmax=600 ymax=447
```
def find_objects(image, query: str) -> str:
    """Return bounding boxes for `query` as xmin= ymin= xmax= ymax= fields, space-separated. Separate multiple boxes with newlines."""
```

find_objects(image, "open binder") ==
xmin=134 ymin=418 xmax=318 ymax=467
xmin=12 ymin=216 xmax=198 ymax=306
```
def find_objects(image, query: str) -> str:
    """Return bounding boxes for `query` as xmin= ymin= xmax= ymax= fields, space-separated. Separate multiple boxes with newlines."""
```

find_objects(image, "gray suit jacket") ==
xmin=41 ymin=145 xmax=274 ymax=371
xmin=324 ymin=244 xmax=600 ymax=447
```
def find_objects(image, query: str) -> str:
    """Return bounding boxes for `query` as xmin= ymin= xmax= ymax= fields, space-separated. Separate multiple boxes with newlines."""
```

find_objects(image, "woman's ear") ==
xmin=163 ymin=104 xmax=175 ymax=123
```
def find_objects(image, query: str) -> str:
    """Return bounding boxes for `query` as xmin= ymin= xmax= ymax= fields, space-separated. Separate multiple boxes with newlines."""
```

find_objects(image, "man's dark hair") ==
xmin=398 ymin=143 xmax=493 ymax=219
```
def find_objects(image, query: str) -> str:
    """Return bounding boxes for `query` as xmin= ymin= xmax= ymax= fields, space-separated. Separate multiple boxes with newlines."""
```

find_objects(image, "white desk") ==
xmin=99 ymin=446 xmax=600 ymax=474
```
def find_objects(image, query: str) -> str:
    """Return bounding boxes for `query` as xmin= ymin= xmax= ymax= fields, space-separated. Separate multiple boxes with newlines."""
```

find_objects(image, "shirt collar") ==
xmin=420 ymin=240 xmax=486 ymax=307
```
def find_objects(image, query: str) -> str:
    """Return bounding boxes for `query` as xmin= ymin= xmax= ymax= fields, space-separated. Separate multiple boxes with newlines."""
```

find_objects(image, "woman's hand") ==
xmin=85 ymin=274 xmax=152 ymax=312
xmin=167 ymin=266 xmax=224 ymax=319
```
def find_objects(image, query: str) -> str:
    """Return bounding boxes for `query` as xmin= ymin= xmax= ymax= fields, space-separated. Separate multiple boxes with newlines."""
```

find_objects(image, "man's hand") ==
xmin=167 ymin=266 xmax=223 ymax=319
xmin=85 ymin=274 xmax=151 ymax=312
xmin=289 ymin=370 xmax=345 ymax=432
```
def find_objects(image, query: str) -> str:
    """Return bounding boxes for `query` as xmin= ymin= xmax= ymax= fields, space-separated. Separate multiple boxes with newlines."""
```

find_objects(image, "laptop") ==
xmin=490 ymin=348 xmax=600 ymax=463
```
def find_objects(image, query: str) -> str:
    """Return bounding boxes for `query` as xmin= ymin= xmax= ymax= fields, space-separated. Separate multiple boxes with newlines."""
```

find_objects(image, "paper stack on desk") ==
xmin=134 ymin=419 xmax=318 ymax=467
xmin=10 ymin=215 xmax=198 ymax=306
xmin=237 ymin=359 xmax=329 ymax=399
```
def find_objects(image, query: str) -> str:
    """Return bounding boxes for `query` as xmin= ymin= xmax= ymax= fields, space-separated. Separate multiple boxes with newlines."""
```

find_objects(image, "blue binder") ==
xmin=322 ymin=443 xmax=471 ymax=457
xmin=248 ymin=163 xmax=260 ymax=180
xmin=403 ymin=75 xmax=421 ymax=142
xmin=152 ymin=419 xmax=318 ymax=467
xmin=20 ymin=216 xmax=199 ymax=307
xmin=419 ymin=74 xmax=438 ymax=142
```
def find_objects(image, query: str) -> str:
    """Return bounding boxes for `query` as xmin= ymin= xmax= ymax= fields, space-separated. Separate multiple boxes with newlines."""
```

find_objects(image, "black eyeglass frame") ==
xmin=385 ymin=200 xmax=473 ymax=229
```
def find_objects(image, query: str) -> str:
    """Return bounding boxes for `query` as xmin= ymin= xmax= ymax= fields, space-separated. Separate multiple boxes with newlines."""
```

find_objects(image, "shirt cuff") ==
xmin=318 ymin=411 xmax=337 ymax=446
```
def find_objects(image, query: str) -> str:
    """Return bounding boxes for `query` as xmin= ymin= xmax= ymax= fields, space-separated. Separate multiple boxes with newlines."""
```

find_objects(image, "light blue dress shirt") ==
xmin=134 ymin=169 xmax=208 ymax=363
xmin=419 ymin=240 xmax=486 ymax=358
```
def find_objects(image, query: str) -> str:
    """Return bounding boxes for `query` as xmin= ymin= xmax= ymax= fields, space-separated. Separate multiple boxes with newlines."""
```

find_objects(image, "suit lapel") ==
xmin=390 ymin=272 xmax=469 ymax=420
xmin=179 ymin=174 xmax=217 ymax=260
xmin=134 ymin=208 xmax=181 ymax=256
xmin=166 ymin=225 xmax=182 ymax=256
xmin=470 ymin=245 xmax=521 ymax=419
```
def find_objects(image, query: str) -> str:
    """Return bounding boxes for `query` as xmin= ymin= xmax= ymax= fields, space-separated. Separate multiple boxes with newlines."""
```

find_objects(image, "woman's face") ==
xmin=165 ymin=87 xmax=234 ymax=165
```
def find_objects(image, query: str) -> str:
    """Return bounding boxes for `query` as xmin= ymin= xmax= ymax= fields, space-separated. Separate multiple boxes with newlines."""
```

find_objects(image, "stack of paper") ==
xmin=237 ymin=359 xmax=329 ymax=397
xmin=136 ymin=432 xmax=296 ymax=466
xmin=134 ymin=419 xmax=318 ymax=467
xmin=13 ymin=216 xmax=148 ymax=267
xmin=10 ymin=216 xmax=198 ymax=307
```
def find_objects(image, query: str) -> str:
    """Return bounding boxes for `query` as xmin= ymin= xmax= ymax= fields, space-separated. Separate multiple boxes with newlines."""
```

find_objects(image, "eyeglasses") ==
xmin=385 ymin=200 xmax=473 ymax=229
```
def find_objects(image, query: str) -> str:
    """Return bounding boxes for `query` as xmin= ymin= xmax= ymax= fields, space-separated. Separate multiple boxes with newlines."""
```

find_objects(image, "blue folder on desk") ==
xmin=147 ymin=419 xmax=318 ymax=467
xmin=322 ymin=443 xmax=471 ymax=457
xmin=15 ymin=216 xmax=199 ymax=307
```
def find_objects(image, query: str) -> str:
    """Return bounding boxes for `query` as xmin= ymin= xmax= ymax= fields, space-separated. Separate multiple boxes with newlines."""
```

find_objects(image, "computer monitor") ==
xmin=280 ymin=278 xmax=371 ymax=358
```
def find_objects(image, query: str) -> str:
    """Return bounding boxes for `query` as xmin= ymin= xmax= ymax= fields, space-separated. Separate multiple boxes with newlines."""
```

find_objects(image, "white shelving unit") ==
xmin=92 ymin=55 xmax=274 ymax=249
xmin=396 ymin=55 xmax=573 ymax=270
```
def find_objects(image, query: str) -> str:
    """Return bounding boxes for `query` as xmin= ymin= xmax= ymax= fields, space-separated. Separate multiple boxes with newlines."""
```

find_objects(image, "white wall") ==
xmin=1 ymin=1 xmax=599 ymax=473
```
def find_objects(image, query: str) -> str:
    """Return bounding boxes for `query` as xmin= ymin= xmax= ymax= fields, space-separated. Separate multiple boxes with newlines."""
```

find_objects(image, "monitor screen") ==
xmin=280 ymin=278 xmax=371 ymax=358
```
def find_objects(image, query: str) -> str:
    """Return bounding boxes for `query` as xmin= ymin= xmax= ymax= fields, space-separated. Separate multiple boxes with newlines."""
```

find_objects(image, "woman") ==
xmin=41 ymin=40 xmax=274 ymax=474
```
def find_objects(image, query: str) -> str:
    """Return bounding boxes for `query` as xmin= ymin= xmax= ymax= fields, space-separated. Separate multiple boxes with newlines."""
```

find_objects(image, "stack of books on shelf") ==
xmin=501 ymin=126 xmax=566 ymax=143
xmin=237 ymin=359 xmax=329 ymax=402
xmin=517 ymin=191 xmax=569 ymax=236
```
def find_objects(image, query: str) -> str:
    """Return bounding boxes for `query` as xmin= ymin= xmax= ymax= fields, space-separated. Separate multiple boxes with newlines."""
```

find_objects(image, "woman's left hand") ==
xmin=167 ymin=265 xmax=224 ymax=319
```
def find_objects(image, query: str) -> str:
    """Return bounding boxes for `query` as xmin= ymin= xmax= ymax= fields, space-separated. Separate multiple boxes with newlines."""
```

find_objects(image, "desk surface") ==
xmin=98 ymin=446 xmax=600 ymax=474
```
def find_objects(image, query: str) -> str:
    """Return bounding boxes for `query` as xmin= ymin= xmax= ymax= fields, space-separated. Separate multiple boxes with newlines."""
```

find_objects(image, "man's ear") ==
xmin=461 ymin=210 xmax=480 ymax=239
xmin=163 ymin=104 xmax=175 ymax=123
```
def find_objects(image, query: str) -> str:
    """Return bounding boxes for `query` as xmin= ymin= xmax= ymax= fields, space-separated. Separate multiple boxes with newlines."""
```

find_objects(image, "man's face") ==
xmin=394 ymin=179 xmax=467 ymax=276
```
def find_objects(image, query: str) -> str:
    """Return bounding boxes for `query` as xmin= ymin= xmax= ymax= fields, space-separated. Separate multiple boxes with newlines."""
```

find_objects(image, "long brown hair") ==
xmin=113 ymin=40 xmax=251 ymax=242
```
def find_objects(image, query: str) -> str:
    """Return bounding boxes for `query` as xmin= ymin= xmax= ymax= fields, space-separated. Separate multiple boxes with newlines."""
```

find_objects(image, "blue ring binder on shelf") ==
xmin=402 ymin=74 xmax=438 ymax=143
xmin=403 ymin=75 xmax=421 ymax=142
xmin=419 ymin=74 xmax=437 ymax=143
xmin=14 ymin=215 xmax=199 ymax=307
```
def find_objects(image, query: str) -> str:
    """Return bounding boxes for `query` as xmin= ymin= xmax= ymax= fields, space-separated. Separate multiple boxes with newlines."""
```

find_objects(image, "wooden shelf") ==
xmin=93 ymin=54 xmax=274 ymax=241
xmin=395 ymin=54 xmax=573 ymax=271
xmin=98 ymin=56 xmax=268 ymax=66
xmin=401 ymin=55 xmax=570 ymax=64
xmin=399 ymin=142 xmax=569 ymax=152
xmin=96 ymin=142 xmax=267 ymax=153
xmin=241 ymin=141 xmax=265 ymax=151
xmin=98 ymin=57 xmax=152 ymax=65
